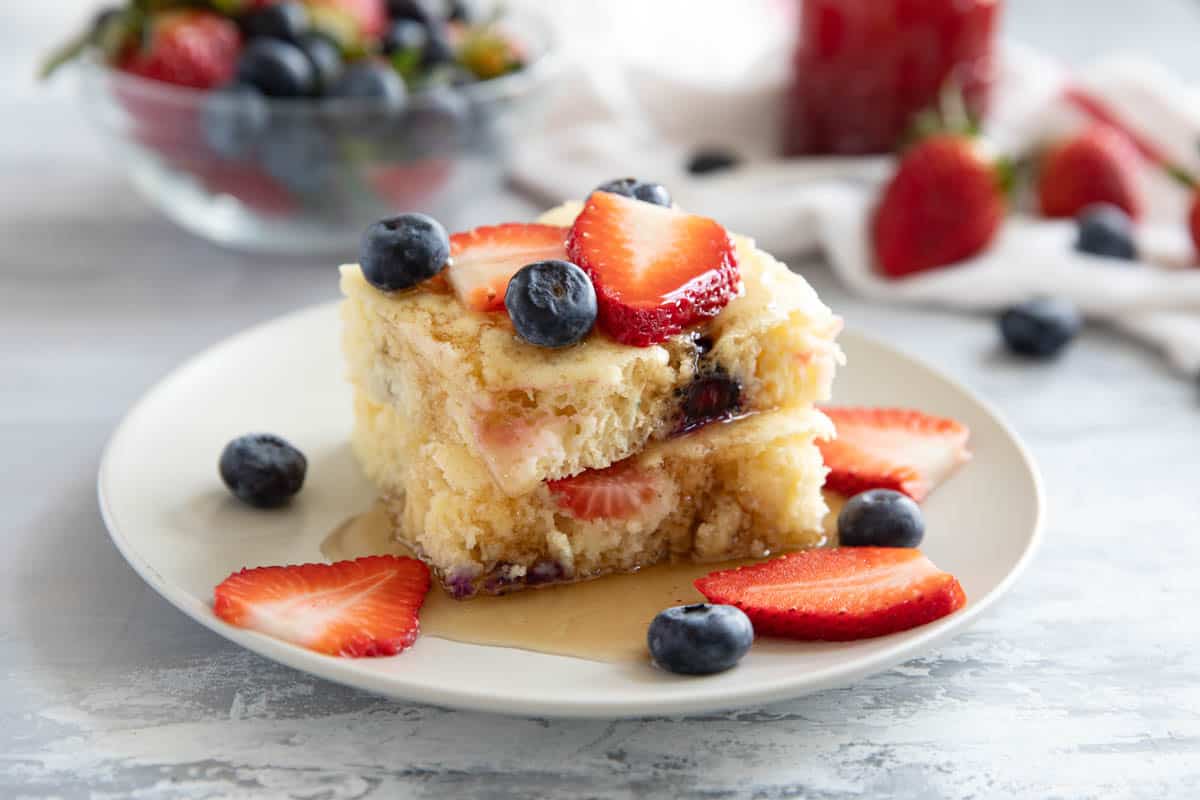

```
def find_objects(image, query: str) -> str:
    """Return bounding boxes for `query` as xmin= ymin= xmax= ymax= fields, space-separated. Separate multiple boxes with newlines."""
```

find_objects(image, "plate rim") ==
xmin=97 ymin=301 xmax=1045 ymax=718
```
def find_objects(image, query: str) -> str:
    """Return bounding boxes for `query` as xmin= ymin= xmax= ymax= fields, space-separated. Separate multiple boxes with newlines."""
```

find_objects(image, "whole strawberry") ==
xmin=119 ymin=10 xmax=242 ymax=90
xmin=1037 ymin=125 xmax=1143 ymax=220
xmin=1189 ymin=192 xmax=1200 ymax=264
xmin=872 ymin=134 xmax=1007 ymax=278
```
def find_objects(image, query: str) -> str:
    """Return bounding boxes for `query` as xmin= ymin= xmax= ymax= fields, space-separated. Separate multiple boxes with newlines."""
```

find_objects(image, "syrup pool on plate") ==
xmin=321 ymin=494 xmax=844 ymax=663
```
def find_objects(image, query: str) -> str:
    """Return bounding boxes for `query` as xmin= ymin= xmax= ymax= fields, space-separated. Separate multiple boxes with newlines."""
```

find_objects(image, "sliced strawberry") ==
xmin=695 ymin=547 xmax=966 ymax=641
xmin=567 ymin=191 xmax=739 ymax=346
xmin=818 ymin=407 xmax=971 ymax=502
xmin=214 ymin=555 xmax=430 ymax=658
xmin=447 ymin=223 xmax=569 ymax=312
xmin=547 ymin=459 xmax=662 ymax=521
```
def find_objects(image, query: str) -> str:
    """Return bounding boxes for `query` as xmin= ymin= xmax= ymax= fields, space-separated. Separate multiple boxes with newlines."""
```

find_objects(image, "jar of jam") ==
xmin=784 ymin=0 xmax=1001 ymax=156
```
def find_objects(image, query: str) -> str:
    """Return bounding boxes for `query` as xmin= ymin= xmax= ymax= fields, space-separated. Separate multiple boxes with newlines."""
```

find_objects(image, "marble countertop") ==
xmin=4 ymin=1 xmax=1200 ymax=797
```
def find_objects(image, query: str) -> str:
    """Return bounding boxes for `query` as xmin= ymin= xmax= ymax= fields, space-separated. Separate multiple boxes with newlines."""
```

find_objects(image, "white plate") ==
xmin=98 ymin=302 xmax=1043 ymax=718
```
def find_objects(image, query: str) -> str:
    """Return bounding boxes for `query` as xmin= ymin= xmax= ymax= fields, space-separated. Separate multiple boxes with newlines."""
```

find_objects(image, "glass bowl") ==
xmin=77 ymin=10 xmax=559 ymax=253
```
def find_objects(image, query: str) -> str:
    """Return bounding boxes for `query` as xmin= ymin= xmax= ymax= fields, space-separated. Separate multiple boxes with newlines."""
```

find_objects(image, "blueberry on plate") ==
xmin=219 ymin=433 xmax=307 ymax=509
xmin=999 ymin=297 xmax=1082 ymax=359
xmin=687 ymin=147 xmax=741 ymax=175
xmin=632 ymin=182 xmax=672 ymax=207
xmin=236 ymin=38 xmax=317 ymax=98
xmin=241 ymin=1 xmax=309 ymax=43
xmin=505 ymin=260 xmax=598 ymax=348
xmin=201 ymin=82 xmax=268 ymax=160
xmin=330 ymin=60 xmax=408 ymax=111
xmin=837 ymin=489 xmax=925 ymax=548
xmin=360 ymin=213 xmax=451 ymax=291
xmin=296 ymin=32 xmax=343 ymax=94
xmin=647 ymin=603 xmax=753 ymax=675
xmin=1075 ymin=202 xmax=1137 ymax=260
xmin=594 ymin=178 xmax=671 ymax=207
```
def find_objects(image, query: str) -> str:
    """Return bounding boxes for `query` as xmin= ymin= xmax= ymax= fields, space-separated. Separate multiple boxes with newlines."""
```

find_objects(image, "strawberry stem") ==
xmin=38 ymin=30 xmax=92 ymax=79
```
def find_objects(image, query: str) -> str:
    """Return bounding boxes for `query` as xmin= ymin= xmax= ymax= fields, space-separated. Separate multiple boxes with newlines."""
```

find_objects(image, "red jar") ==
xmin=784 ymin=0 xmax=1001 ymax=156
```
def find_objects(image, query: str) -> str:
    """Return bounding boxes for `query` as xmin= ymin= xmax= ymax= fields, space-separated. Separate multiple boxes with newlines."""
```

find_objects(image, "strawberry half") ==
xmin=213 ymin=555 xmax=430 ymax=658
xmin=1037 ymin=125 xmax=1143 ymax=220
xmin=547 ymin=459 xmax=663 ymax=521
xmin=695 ymin=547 xmax=966 ymax=641
xmin=818 ymin=407 xmax=971 ymax=502
xmin=567 ymin=191 xmax=739 ymax=346
xmin=447 ymin=223 xmax=569 ymax=312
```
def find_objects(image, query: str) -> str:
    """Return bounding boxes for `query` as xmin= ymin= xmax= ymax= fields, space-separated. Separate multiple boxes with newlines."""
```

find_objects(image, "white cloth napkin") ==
xmin=510 ymin=2 xmax=1200 ymax=376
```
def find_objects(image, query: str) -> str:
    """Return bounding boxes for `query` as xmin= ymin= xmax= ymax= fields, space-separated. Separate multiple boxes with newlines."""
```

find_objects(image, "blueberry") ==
xmin=241 ymin=1 xmax=309 ymax=42
xmin=647 ymin=604 xmax=753 ymax=675
xmin=421 ymin=25 xmax=455 ymax=66
xmin=687 ymin=148 xmax=741 ymax=175
xmin=999 ymin=297 xmax=1082 ymax=359
xmin=236 ymin=38 xmax=316 ymax=98
xmin=219 ymin=433 xmax=306 ymax=509
xmin=261 ymin=120 xmax=336 ymax=194
xmin=676 ymin=374 xmax=741 ymax=434
xmin=330 ymin=61 xmax=408 ymax=111
xmin=504 ymin=260 xmax=598 ymax=348
xmin=594 ymin=177 xmax=639 ymax=199
xmin=447 ymin=0 xmax=478 ymax=22
xmin=360 ymin=213 xmax=450 ymax=291
xmin=387 ymin=0 xmax=442 ymax=22
xmin=526 ymin=559 xmax=566 ymax=586
xmin=1075 ymin=203 xmax=1137 ymax=260
xmin=594 ymin=178 xmax=672 ymax=207
xmin=383 ymin=18 xmax=429 ymax=56
xmin=296 ymin=32 xmax=343 ymax=94
xmin=200 ymin=82 xmax=268 ymax=160
xmin=400 ymin=88 xmax=469 ymax=156
xmin=632 ymin=182 xmax=672 ymax=207
xmin=837 ymin=489 xmax=925 ymax=548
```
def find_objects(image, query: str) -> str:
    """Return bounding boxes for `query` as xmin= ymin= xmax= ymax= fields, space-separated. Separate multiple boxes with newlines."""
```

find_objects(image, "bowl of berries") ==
xmin=44 ymin=0 xmax=558 ymax=253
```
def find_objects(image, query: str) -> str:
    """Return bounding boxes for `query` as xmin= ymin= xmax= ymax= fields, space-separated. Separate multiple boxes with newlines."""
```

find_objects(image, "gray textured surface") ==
xmin=5 ymin=1 xmax=1200 ymax=798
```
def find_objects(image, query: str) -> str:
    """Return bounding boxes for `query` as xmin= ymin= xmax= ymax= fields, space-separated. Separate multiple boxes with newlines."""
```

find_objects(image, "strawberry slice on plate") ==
xmin=567 ymin=191 xmax=739 ymax=346
xmin=696 ymin=547 xmax=966 ymax=641
xmin=447 ymin=223 xmax=569 ymax=312
xmin=547 ymin=459 xmax=663 ymax=521
xmin=818 ymin=407 xmax=971 ymax=502
xmin=214 ymin=555 xmax=430 ymax=657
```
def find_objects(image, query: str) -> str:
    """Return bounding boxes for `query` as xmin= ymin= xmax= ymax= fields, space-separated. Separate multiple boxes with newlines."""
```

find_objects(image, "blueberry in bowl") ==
xmin=43 ymin=0 xmax=560 ymax=253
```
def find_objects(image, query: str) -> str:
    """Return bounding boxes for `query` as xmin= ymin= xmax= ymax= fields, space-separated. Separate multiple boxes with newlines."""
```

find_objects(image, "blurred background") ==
xmin=6 ymin=3 xmax=1200 ymax=797
xmin=8 ymin=0 xmax=1200 ymax=377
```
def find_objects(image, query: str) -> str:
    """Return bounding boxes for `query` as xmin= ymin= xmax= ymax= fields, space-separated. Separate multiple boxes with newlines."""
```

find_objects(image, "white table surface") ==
xmin=4 ymin=1 xmax=1200 ymax=797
